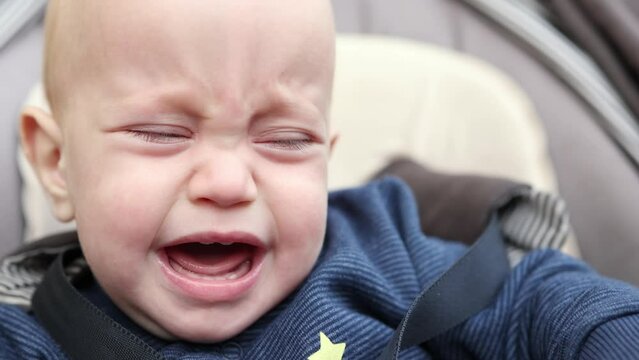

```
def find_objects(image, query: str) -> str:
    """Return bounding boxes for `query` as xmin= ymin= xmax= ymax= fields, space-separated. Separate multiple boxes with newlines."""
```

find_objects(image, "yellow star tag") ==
xmin=308 ymin=332 xmax=346 ymax=360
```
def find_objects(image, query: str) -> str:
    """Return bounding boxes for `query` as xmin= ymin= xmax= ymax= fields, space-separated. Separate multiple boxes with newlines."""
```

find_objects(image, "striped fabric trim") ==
xmin=500 ymin=189 xmax=572 ymax=264
xmin=0 ymin=189 xmax=573 ymax=307
xmin=0 ymin=243 xmax=83 ymax=308
xmin=0 ymin=0 xmax=46 ymax=50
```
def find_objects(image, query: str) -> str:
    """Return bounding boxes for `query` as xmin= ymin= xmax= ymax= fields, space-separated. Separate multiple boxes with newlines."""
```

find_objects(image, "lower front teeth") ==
xmin=223 ymin=261 xmax=250 ymax=280
xmin=170 ymin=259 xmax=251 ymax=281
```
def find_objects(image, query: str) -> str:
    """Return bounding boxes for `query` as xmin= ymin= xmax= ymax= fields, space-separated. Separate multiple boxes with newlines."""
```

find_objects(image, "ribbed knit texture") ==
xmin=1 ymin=178 xmax=638 ymax=359
xmin=580 ymin=314 xmax=639 ymax=359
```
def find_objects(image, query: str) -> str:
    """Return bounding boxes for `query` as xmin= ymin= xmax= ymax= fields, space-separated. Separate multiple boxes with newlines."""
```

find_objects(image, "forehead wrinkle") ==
xmin=253 ymin=82 xmax=327 ymax=135
xmin=105 ymin=84 xmax=208 ymax=121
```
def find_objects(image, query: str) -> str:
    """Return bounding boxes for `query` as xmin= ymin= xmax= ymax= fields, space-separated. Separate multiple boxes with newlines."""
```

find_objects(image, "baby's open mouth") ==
xmin=158 ymin=232 xmax=266 ymax=301
xmin=165 ymin=242 xmax=256 ymax=281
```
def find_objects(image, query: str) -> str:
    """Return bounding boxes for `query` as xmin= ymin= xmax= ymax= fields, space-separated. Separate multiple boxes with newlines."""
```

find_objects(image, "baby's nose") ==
xmin=187 ymin=151 xmax=257 ymax=208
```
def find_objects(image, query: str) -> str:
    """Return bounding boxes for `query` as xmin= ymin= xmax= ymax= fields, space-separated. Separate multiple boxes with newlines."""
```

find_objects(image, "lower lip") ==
xmin=156 ymin=248 xmax=265 ymax=303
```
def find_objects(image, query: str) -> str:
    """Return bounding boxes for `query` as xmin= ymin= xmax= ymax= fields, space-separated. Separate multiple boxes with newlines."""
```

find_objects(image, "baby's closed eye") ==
xmin=126 ymin=125 xmax=193 ymax=144
xmin=254 ymin=131 xmax=315 ymax=151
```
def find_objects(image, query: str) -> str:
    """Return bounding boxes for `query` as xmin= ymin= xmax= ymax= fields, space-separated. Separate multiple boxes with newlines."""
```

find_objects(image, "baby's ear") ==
xmin=20 ymin=106 xmax=74 ymax=222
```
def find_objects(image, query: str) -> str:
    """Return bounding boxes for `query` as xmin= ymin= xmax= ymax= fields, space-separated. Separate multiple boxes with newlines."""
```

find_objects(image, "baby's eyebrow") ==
xmin=259 ymin=87 xmax=326 ymax=125
xmin=106 ymin=85 xmax=212 ymax=121
xmin=106 ymin=81 xmax=327 ymax=129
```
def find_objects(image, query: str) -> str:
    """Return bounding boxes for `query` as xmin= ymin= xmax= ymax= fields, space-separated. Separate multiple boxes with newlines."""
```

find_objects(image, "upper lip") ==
xmin=162 ymin=231 xmax=266 ymax=249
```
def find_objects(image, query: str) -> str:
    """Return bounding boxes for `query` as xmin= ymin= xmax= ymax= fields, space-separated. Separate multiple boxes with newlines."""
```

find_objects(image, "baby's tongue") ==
xmin=166 ymin=243 xmax=253 ymax=277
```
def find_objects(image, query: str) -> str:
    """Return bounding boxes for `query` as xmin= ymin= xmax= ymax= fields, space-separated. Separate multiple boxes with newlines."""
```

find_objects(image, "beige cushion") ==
xmin=328 ymin=35 xmax=579 ymax=257
xmin=328 ymin=35 xmax=557 ymax=192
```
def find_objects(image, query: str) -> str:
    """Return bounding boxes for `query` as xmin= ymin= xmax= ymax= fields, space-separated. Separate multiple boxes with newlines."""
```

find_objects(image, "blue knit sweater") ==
xmin=1 ymin=179 xmax=639 ymax=359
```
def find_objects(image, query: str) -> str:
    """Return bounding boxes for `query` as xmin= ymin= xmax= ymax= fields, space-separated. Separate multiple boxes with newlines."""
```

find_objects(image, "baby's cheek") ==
xmin=272 ymin=185 xmax=327 ymax=255
xmin=254 ymin=161 xmax=326 ymax=253
xmin=74 ymin=193 xmax=164 ymax=303
xmin=75 ymin=178 xmax=170 ymax=255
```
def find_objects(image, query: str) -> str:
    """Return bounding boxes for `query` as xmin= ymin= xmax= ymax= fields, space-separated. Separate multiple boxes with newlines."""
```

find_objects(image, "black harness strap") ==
xmin=376 ymin=215 xmax=509 ymax=359
xmin=32 ymin=248 xmax=163 ymax=360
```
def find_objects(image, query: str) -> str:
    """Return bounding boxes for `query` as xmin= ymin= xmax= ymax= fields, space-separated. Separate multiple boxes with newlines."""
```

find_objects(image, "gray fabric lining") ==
xmin=0 ymin=0 xmax=46 ymax=51
xmin=460 ymin=0 xmax=639 ymax=167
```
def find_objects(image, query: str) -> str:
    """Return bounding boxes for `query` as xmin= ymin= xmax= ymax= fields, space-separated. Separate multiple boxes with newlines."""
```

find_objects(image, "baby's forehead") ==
xmin=45 ymin=0 xmax=335 ymax=116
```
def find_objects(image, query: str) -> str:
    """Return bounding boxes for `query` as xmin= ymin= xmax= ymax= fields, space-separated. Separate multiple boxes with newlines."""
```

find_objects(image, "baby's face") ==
xmin=49 ymin=0 xmax=335 ymax=342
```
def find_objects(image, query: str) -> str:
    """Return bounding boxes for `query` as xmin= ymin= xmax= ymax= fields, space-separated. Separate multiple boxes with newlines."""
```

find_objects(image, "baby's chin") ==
xmin=111 ymin=281 xmax=289 ymax=344
xmin=151 ymin=325 xmax=246 ymax=344
xmin=128 ymin=307 xmax=260 ymax=343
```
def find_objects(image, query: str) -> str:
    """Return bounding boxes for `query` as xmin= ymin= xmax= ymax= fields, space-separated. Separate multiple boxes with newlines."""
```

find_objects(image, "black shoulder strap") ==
xmin=32 ymin=248 xmax=164 ymax=360
xmin=375 ymin=182 xmax=524 ymax=359
xmin=376 ymin=214 xmax=510 ymax=359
